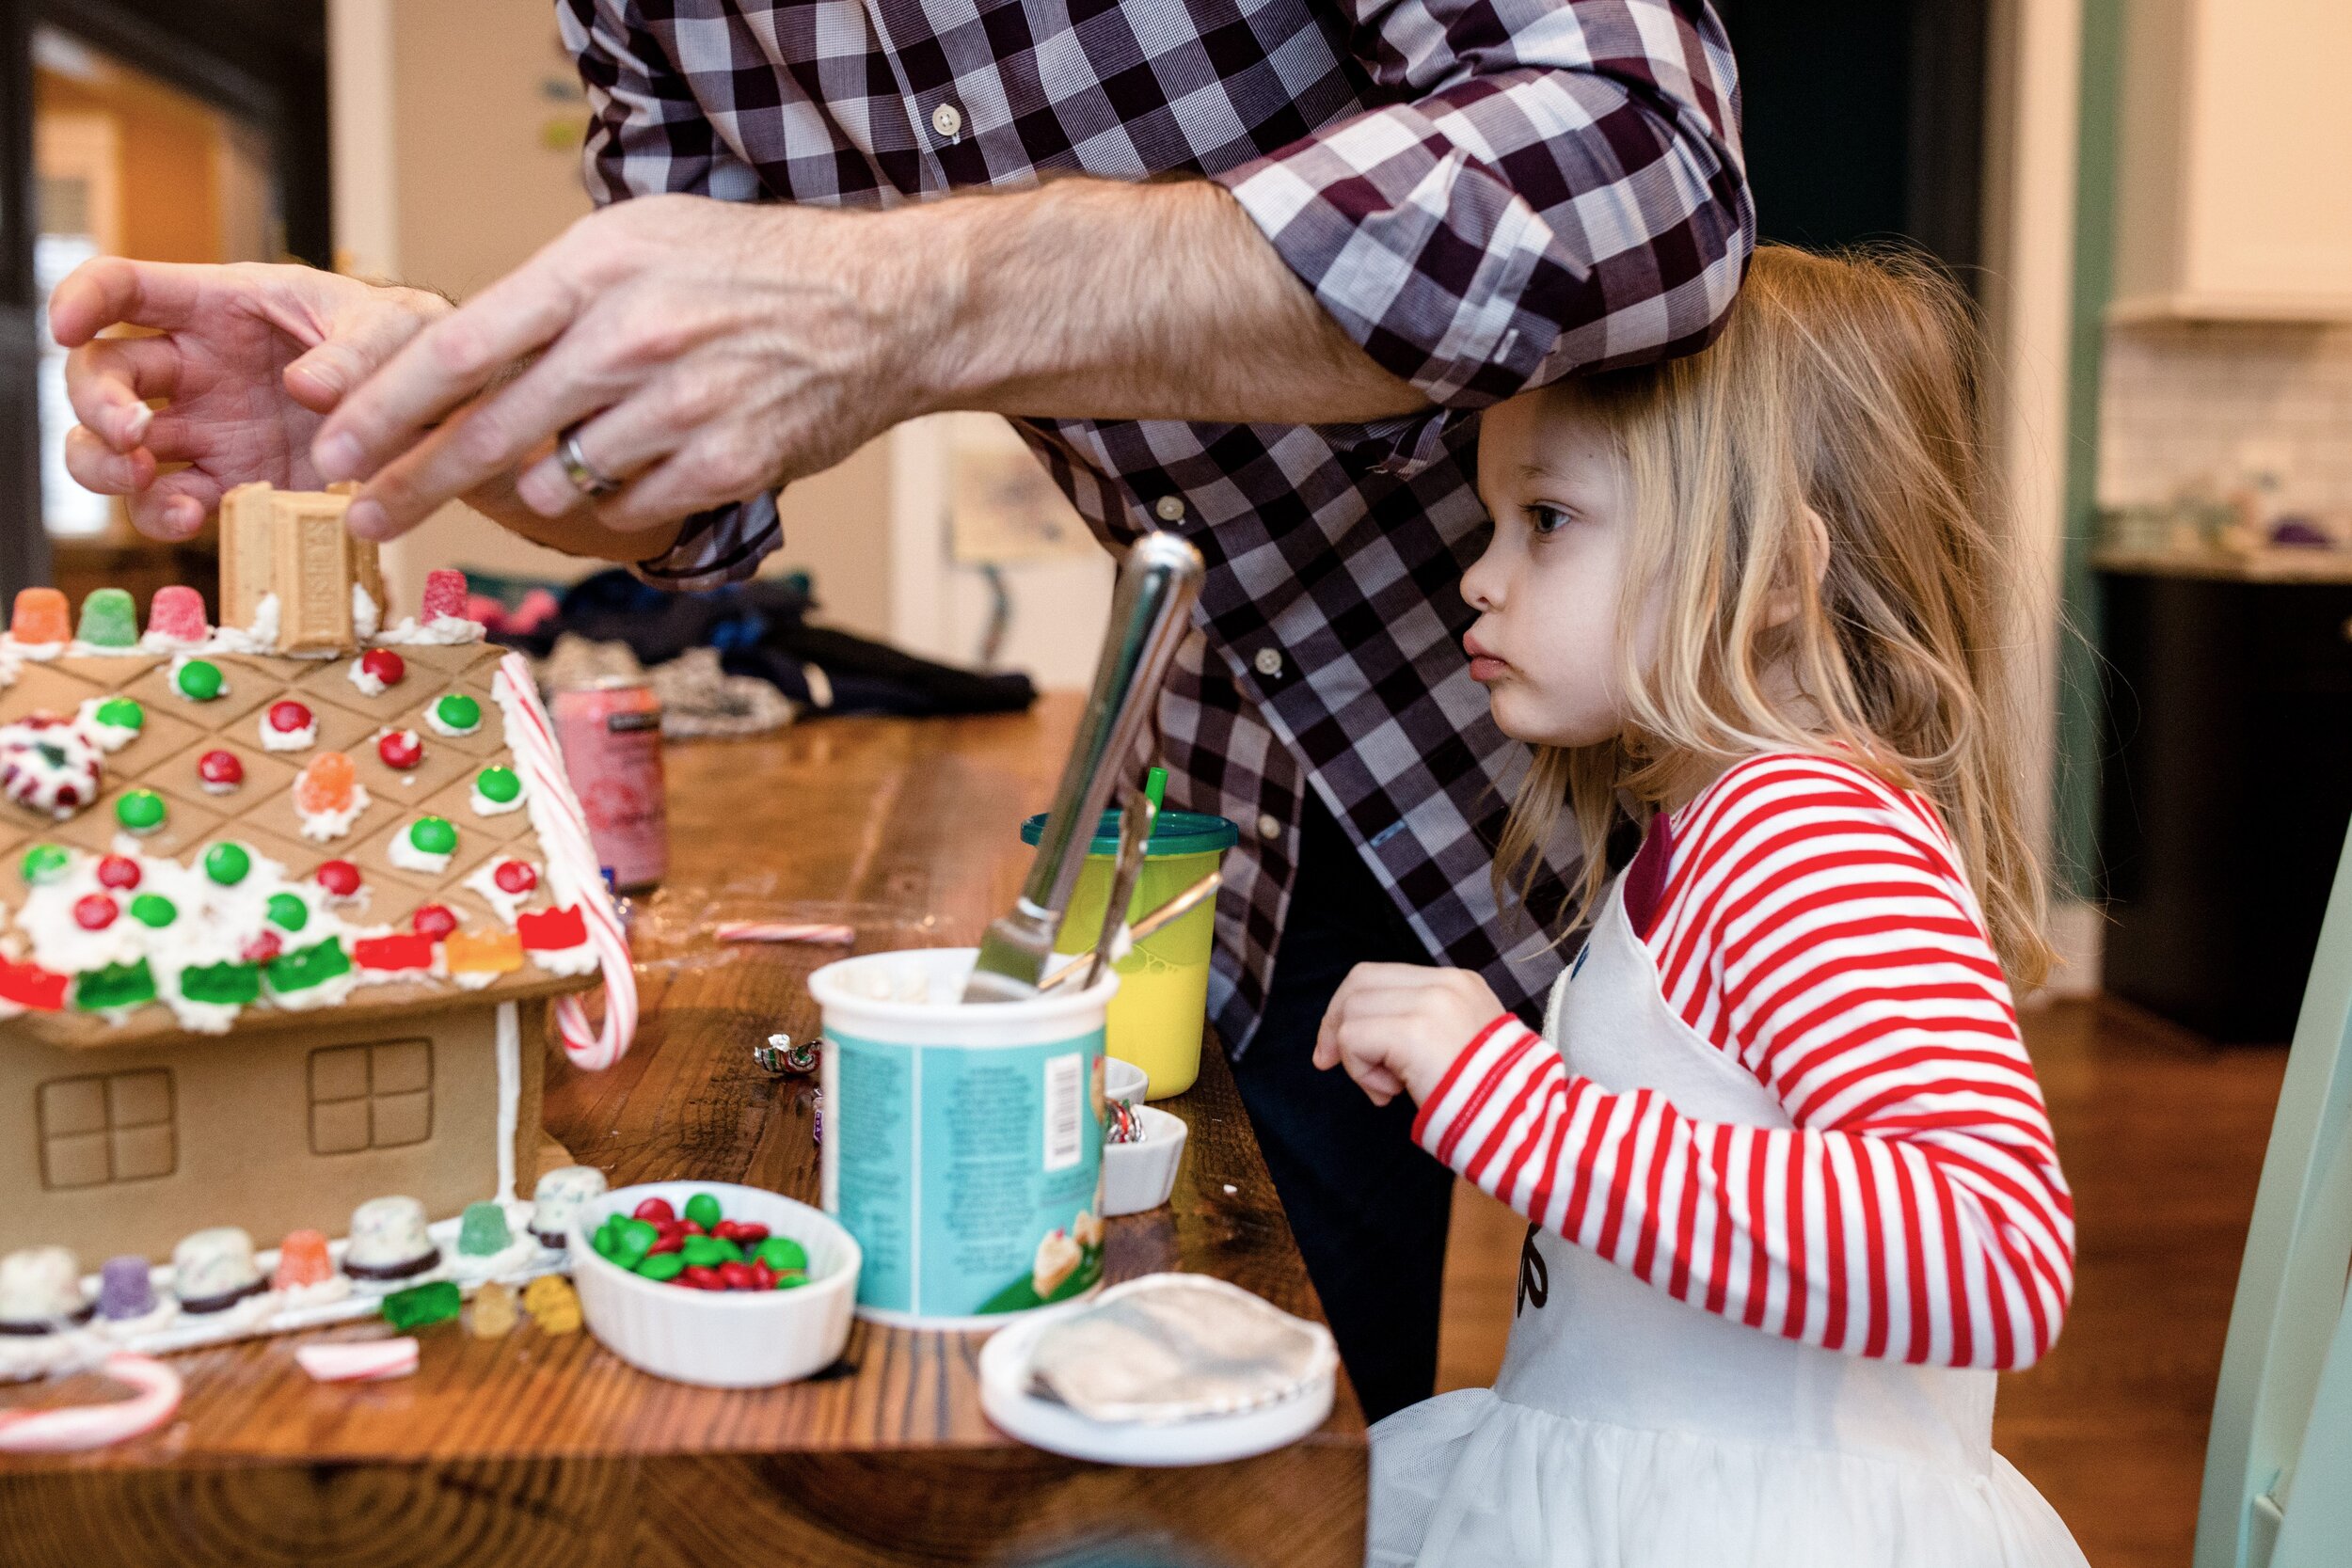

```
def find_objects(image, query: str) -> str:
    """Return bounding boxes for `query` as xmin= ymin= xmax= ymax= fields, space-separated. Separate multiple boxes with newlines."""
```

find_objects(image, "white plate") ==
xmin=978 ymin=1296 xmax=1336 ymax=1466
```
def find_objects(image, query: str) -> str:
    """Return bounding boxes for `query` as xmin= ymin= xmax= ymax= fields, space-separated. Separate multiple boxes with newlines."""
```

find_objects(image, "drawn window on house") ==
xmin=37 ymin=1069 xmax=175 ymax=1189
xmin=309 ymin=1039 xmax=433 ymax=1155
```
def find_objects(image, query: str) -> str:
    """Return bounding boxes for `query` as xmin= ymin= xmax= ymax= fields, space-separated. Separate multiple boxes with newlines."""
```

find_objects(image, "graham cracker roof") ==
xmin=0 ymin=639 xmax=596 ymax=1051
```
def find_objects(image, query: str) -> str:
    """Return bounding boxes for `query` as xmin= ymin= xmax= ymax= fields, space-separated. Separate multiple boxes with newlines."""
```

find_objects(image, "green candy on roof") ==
xmin=21 ymin=845 xmax=70 ymax=885
xmin=203 ymin=842 xmax=251 ymax=886
xmin=93 ymin=696 xmax=144 ymax=732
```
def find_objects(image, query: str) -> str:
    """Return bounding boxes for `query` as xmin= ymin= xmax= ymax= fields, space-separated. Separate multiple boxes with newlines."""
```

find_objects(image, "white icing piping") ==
xmin=494 ymin=1001 xmax=520 ymax=1205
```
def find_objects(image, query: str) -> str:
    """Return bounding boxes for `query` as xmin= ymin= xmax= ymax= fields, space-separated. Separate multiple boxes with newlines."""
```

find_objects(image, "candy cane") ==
xmin=295 ymin=1338 xmax=419 ymax=1383
xmin=715 ymin=922 xmax=856 ymax=946
xmin=494 ymin=654 xmax=639 ymax=1070
xmin=0 ymin=1354 xmax=181 ymax=1452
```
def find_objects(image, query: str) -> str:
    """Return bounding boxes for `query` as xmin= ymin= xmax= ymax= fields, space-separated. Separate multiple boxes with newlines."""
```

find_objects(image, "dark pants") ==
xmin=1231 ymin=794 xmax=1455 ymax=1424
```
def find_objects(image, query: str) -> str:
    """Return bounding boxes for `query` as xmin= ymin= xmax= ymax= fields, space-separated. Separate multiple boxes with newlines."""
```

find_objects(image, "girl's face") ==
xmin=1465 ymin=393 xmax=1645 ymax=749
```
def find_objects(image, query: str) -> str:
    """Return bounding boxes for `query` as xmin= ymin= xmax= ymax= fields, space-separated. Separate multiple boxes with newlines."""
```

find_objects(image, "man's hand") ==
xmin=1313 ymin=963 xmax=1508 ymax=1109
xmin=310 ymin=194 xmax=947 ymax=543
xmin=49 ymin=259 xmax=450 ymax=540
xmin=311 ymin=180 xmax=1427 ymax=545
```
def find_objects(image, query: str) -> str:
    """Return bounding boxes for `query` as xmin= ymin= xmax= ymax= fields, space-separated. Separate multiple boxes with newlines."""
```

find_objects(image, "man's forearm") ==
xmin=909 ymin=178 xmax=1430 ymax=427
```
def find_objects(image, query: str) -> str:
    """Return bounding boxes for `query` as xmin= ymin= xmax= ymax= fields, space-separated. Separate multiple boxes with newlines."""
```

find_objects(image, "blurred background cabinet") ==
xmin=2110 ymin=0 xmax=2352 ymax=324
xmin=2098 ymin=564 xmax=2352 ymax=1040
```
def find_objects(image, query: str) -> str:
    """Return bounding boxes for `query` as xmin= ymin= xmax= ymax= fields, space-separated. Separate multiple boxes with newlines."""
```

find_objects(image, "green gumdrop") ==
xmin=755 ymin=1236 xmax=809 ymax=1275
xmin=409 ymin=816 xmax=457 ymax=856
xmin=266 ymin=892 xmax=310 ymax=931
xmin=180 ymin=960 xmax=261 ymax=1006
xmin=635 ymin=1251 xmax=687 ymax=1283
xmin=21 ymin=844 xmax=71 ymax=886
xmin=436 ymin=693 xmax=482 ymax=731
xmin=475 ymin=766 xmax=521 ymax=803
xmin=128 ymin=893 xmax=176 ymax=928
xmin=264 ymin=937 xmax=350 ymax=995
xmin=173 ymin=659 xmax=224 ymax=702
xmin=73 ymin=958 xmax=156 ymax=1011
xmin=457 ymin=1200 xmax=512 ymax=1258
xmin=94 ymin=696 xmax=144 ymax=733
xmin=381 ymin=1279 xmax=462 ymax=1331
xmin=683 ymin=1193 xmax=723 ymax=1230
xmin=115 ymin=790 xmax=167 ymax=833
xmin=680 ymin=1234 xmax=743 ymax=1269
xmin=611 ymin=1217 xmax=658 ymax=1267
xmin=75 ymin=588 xmax=136 ymax=647
xmin=204 ymin=842 xmax=251 ymax=886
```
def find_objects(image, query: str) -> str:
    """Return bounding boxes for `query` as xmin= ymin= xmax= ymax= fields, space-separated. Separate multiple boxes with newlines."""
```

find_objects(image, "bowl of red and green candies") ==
xmin=569 ymin=1180 xmax=860 ymax=1387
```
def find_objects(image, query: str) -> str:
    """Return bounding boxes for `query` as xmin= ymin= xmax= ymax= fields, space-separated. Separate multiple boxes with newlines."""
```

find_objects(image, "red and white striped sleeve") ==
xmin=1413 ymin=753 xmax=2075 ymax=1370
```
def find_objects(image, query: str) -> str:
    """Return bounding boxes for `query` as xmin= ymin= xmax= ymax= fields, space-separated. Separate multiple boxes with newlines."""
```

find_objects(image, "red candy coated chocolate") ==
xmin=243 ymin=931 xmax=283 ymax=963
xmin=646 ymin=1232 xmax=682 ymax=1256
xmin=315 ymin=860 xmax=362 ymax=898
xmin=359 ymin=649 xmax=405 ymax=688
xmin=197 ymin=749 xmax=244 ymax=788
xmin=718 ymin=1261 xmax=756 ymax=1291
xmin=679 ymin=1219 xmax=706 ymax=1237
xmin=267 ymin=699 xmax=312 ymax=733
xmin=751 ymin=1261 xmax=777 ymax=1291
xmin=376 ymin=730 xmax=423 ymax=770
xmin=632 ymin=1197 xmax=675 ymax=1224
xmin=492 ymin=860 xmax=537 ymax=895
xmin=411 ymin=904 xmax=458 ymax=941
xmin=73 ymin=895 xmax=117 ymax=930
xmin=95 ymin=854 xmax=141 ymax=891
xmin=679 ymin=1265 xmax=723 ymax=1291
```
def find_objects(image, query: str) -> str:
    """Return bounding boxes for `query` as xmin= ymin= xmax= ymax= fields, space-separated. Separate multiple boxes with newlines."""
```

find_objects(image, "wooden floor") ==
xmin=1434 ymin=997 xmax=2287 ymax=1568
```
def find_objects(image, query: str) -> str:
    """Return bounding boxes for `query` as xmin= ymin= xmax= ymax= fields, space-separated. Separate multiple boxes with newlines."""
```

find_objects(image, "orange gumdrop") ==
xmin=445 ymin=927 xmax=524 ymax=975
xmin=272 ymin=1228 xmax=334 ymax=1291
xmin=9 ymin=588 xmax=70 ymax=644
xmin=294 ymin=752 xmax=358 ymax=816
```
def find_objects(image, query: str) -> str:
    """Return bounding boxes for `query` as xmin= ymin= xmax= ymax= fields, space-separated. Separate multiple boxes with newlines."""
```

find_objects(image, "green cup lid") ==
xmin=1020 ymin=808 xmax=1238 ymax=859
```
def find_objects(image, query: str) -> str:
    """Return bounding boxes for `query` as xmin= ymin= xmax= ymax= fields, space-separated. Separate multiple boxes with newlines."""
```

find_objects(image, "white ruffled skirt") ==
xmin=1370 ymin=1389 xmax=2090 ymax=1568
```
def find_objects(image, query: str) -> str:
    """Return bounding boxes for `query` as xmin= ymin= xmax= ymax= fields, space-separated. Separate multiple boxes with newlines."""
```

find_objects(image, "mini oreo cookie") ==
xmin=341 ymin=1244 xmax=442 ymax=1283
xmin=176 ymin=1275 xmax=271 ymax=1316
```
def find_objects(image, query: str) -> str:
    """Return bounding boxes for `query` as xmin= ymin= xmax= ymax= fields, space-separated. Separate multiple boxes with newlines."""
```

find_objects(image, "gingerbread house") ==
xmin=0 ymin=486 xmax=627 ymax=1263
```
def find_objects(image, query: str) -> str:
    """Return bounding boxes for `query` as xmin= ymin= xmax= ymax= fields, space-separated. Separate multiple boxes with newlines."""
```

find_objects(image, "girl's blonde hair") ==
xmin=1494 ymin=244 xmax=2054 ymax=985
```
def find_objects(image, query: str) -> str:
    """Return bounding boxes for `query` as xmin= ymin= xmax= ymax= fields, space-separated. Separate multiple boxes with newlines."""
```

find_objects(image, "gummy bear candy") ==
xmin=468 ymin=1280 xmax=519 ymax=1339
xmin=520 ymin=1275 xmax=581 ymax=1336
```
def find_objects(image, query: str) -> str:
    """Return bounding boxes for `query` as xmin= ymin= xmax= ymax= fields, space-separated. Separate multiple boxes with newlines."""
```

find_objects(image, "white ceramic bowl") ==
xmin=1104 ymin=1055 xmax=1150 ymax=1105
xmin=569 ymin=1180 xmax=860 ymax=1388
xmin=1102 ymin=1104 xmax=1187 ymax=1217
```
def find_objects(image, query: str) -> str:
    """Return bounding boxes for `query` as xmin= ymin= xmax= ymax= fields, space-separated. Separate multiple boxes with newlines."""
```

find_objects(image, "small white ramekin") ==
xmin=1104 ymin=1055 xmax=1150 ymax=1105
xmin=1101 ymin=1104 xmax=1187 ymax=1217
xmin=569 ymin=1180 xmax=860 ymax=1387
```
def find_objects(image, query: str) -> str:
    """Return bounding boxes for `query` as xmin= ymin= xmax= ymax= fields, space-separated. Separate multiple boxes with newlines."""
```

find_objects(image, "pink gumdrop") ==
xmin=147 ymin=586 xmax=210 ymax=642
xmin=420 ymin=570 xmax=469 ymax=623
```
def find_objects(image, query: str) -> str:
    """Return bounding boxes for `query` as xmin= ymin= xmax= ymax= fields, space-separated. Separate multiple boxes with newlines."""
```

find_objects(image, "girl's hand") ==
xmin=1313 ymin=964 xmax=1508 ymax=1107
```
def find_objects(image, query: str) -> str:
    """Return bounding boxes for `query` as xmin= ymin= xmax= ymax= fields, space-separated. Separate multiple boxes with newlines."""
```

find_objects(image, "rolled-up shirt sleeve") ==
xmin=1212 ymin=0 xmax=1754 ymax=409
xmin=563 ymin=0 xmax=778 ymax=586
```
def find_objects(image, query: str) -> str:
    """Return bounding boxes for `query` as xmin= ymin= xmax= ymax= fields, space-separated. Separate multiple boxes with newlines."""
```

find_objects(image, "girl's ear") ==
xmin=1763 ymin=505 xmax=1832 ymax=629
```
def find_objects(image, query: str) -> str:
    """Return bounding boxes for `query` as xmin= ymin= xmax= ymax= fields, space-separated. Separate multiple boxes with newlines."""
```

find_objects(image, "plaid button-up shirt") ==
xmin=562 ymin=0 xmax=1753 ymax=1051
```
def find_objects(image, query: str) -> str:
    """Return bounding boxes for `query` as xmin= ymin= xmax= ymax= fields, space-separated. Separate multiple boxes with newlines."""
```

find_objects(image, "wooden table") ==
xmin=0 ymin=697 xmax=1368 ymax=1568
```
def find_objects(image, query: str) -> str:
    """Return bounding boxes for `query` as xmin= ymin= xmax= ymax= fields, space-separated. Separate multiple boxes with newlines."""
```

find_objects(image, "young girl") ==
xmin=1316 ymin=246 xmax=2088 ymax=1567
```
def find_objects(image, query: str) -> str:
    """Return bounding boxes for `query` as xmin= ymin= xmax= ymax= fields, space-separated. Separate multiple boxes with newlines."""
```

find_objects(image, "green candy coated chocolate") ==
xmin=94 ymin=696 xmax=144 ymax=732
xmin=755 ymin=1236 xmax=809 ymax=1275
xmin=635 ymin=1251 xmax=688 ymax=1283
xmin=409 ymin=816 xmax=457 ymax=856
xmin=115 ymin=790 xmax=166 ymax=833
xmin=611 ymin=1216 xmax=659 ymax=1268
xmin=773 ymin=1272 xmax=808 ymax=1291
xmin=381 ymin=1279 xmax=462 ymax=1332
xmin=264 ymin=937 xmax=350 ymax=995
xmin=683 ymin=1193 xmax=723 ymax=1230
xmin=680 ymin=1234 xmax=743 ymax=1269
xmin=266 ymin=892 xmax=310 ymax=931
xmin=180 ymin=960 xmax=261 ymax=1006
xmin=173 ymin=659 xmax=223 ymax=702
xmin=73 ymin=959 xmax=156 ymax=1012
xmin=436 ymin=693 xmax=482 ymax=730
xmin=475 ymin=766 xmax=521 ymax=803
xmin=203 ymin=842 xmax=251 ymax=886
xmin=75 ymin=588 xmax=136 ymax=647
xmin=591 ymin=1217 xmax=624 ymax=1261
xmin=21 ymin=845 xmax=71 ymax=885
xmin=128 ymin=893 xmax=176 ymax=928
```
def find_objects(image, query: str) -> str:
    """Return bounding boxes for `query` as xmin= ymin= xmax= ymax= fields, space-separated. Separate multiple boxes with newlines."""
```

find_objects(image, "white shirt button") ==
xmin=930 ymin=102 xmax=963 ymax=138
xmin=1153 ymin=495 xmax=1186 ymax=523
xmin=1256 ymin=813 xmax=1281 ymax=842
xmin=1253 ymin=646 xmax=1284 ymax=678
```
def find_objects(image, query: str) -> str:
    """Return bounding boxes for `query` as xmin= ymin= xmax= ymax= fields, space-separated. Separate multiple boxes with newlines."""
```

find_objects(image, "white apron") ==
xmin=1367 ymin=879 xmax=2089 ymax=1568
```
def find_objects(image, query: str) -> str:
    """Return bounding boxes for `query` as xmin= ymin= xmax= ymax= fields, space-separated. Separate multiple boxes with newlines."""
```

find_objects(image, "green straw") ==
xmin=1144 ymin=765 xmax=1168 ymax=813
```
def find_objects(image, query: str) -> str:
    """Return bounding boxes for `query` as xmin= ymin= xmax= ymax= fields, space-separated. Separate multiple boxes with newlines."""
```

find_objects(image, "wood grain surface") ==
xmin=0 ymin=697 xmax=1367 ymax=1568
